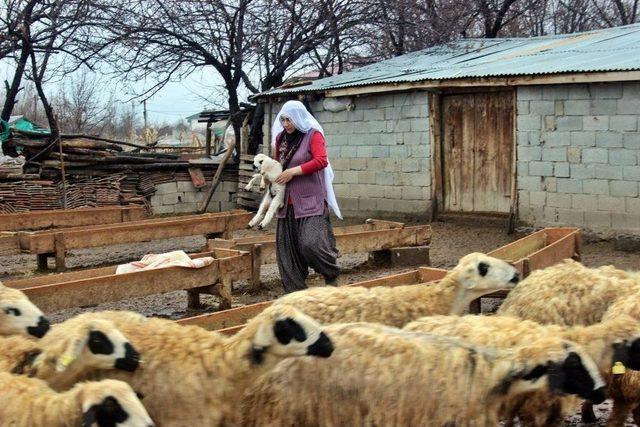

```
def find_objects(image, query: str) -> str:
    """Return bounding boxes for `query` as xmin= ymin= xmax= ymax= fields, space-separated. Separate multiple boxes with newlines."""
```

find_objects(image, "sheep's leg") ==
xmin=244 ymin=174 xmax=261 ymax=191
xmin=607 ymin=400 xmax=633 ymax=427
xmin=248 ymin=192 xmax=270 ymax=228
xmin=581 ymin=401 xmax=597 ymax=423
xmin=258 ymin=190 xmax=282 ymax=230
xmin=631 ymin=403 xmax=640 ymax=425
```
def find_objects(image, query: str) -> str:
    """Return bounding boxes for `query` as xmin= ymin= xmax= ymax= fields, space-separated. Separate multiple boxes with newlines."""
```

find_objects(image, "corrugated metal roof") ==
xmin=259 ymin=23 xmax=640 ymax=97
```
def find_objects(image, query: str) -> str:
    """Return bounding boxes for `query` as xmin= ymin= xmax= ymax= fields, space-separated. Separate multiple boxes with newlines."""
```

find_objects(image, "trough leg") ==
xmin=370 ymin=249 xmax=391 ymax=267
xmin=37 ymin=254 xmax=50 ymax=271
xmin=187 ymin=290 xmax=201 ymax=309
xmin=581 ymin=401 xmax=597 ymax=423
xmin=249 ymin=244 xmax=262 ymax=291
xmin=217 ymin=277 xmax=233 ymax=310
xmin=54 ymin=233 xmax=67 ymax=272
xmin=468 ymin=299 xmax=481 ymax=314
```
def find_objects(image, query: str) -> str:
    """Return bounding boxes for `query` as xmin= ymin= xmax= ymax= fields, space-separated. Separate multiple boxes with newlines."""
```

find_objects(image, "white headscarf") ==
xmin=272 ymin=100 xmax=342 ymax=219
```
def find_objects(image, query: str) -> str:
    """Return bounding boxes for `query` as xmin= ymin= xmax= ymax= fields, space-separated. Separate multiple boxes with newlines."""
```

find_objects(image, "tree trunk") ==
xmin=1 ymin=45 xmax=30 ymax=122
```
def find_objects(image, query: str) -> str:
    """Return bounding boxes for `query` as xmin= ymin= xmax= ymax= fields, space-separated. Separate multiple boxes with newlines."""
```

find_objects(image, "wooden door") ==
xmin=441 ymin=91 xmax=514 ymax=214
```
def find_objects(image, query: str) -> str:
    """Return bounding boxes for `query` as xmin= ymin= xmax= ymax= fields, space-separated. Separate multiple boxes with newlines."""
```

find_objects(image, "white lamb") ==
xmin=0 ymin=372 xmax=154 ymax=427
xmin=404 ymin=313 xmax=640 ymax=426
xmin=245 ymin=153 xmax=285 ymax=229
xmin=271 ymin=252 xmax=520 ymax=327
xmin=241 ymin=322 xmax=606 ymax=427
xmin=0 ymin=281 xmax=50 ymax=338
xmin=78 ymin=305 xmax=333 ymax=426
xmin=0 ymin=313 xmax=140 ymax=391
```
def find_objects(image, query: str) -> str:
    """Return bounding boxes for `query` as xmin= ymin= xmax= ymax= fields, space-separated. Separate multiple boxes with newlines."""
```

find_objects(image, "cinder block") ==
xmin=592 ymin=83 xmax=623 ymax=99
xmin=518 ymin=86 xmax=543 ymax=100
xmin=623 ymin=166 xmax=640 ymax=180
xmin=529 ymin=161 xmax=554 ymax=176
xmin=529 ymin=191 xmax=546 ymax=206
xmin=400 ymin=105 xmax=424 ymax=119
xmin=595 ymin=165 xmax=623 ymax=180
xmin=517 ymin=161 xmax=529 ymax=176
xmin=627 ymin=197 xmax=640 ymax=215
xmin=590 ymin=100 xmax=617 ymax=116
xmin=554 ymin=162 xmax=570 ymax=177
xmin=595 ymin=132 xmax=623 ymax=148
xmin=585 ymin=211 xmax=611 ymax=229
xmin=347 ymin=109 xmax=364 ymax=121
xmin=152 ymin=205 xmax=175 ymax=215
xmin=358 ymin=198 xmax=377 ymax=211
xmin=375 ymin=172 xmax=394 ymax=185
xmin=544 ymin=132 xmax=570 ymax=147
xmin=377 ymin=95 xmax=395 ymax=108
xmin=610 ymin=181 xmax=638 ymax=197
xmin=155 ymin=182 xmax=178 ymax=193
xmin=545 ymin=116 xmax=556 ymax=131
xmin=583 ymin=116 xmax=609 ymax=131
xmin=518 ymin=115 xmax=541 ymax=131
xmin=622 ymin=82 xmax=640 ymax=99
xmin=162 ymin=193 xmax=180 ymax=205
xmin=403 ymin=132 xmax=421 ymax=145
xmin=402 ymin=186 xmax=428 ymax=200
xmin=402 ymin=158 xmax=420 ymax=172
xmin=356 ymin=146 xmax=373 ymax=157
xmin=341 ymin=146 xmax=357 ymax=157
xmin=572 ymin=194 xmax=598 ymax=210
xmin=598 ymin=195 xmax=626 ymax=213
xmin=543 ymin=86 xmax=569 ymax=100
xmin=517 ymin=101 xmax=529 ymax=115
xmin=570 ymin=164 xmax=595 ymax=179
xmin=372 ymin=146 xmax=390 ymax=158
xmin=356 ymin=96 xmax=377 ymax=109
xmin=358 ymin=171 xmax=375 ymax=184
xmin=564 ymin=100 xmax=590 ymax=115
xmin=389 ymin=246 xmax=430 ymax=267
xmin=410 ymin=119 xmax=429 ymax=132
xmin=566 ymin=85 xmax=590 ymax=100
xmin=582 ymin=148 xmax=608 ymax=164
xmin=517 ymin=131 xmax=529 ymax=146
xmin=342 ymin=171 xmax=358 ymax=183
xmin=387 ymin=119 xmax=411 ymax=132
xmin=547 ymin=193 xmax=572 ymax=208
xmin=205 ymin=201 xmax=222 ymax=213
xmin=624 ymin=133 xmax=640 ymax=150
xmin=376 ymin=198 xmax=394 ymax=211
xmin=583 ymin=179 xmax=609 ymax=195
xmin=544 ymin=206 xmax=560 ymax=223
xmin=617 ymin=99 xmax=640 ymax=115
xmin=529 ymin=101 xmax=555 ymax=115
xmin=518 ymin=176 xmax=542 ymax=192
xmin=556 ymin=178 xmax=583 ymax=194
xmin=337 ymin=197 xmax=358 ymax=211
xmin=555 ymin=101 xmax=564 ymax=116
xmin=220 ymin=201 xmax=237 ymax=212
xmin=175 ymin=202 xmax=198 ymax=214
xmin=610 ymin=116 xmax=637 ymax=131
xmin=556 ymin=116 xmax=582 ymax=131
xmin=557 ymin=209 xmax=585 ymax=226
xmin=518 ymin=190 xmax=530 ymax=206
xmin=149 ymin=196 xmax=163 ymax=207
xmin=517 ymin=146 xmax=542 ymax=161
xmin=567 ymin=147 xmax=582 ymax=163
xmin=570 ymin=132 xmax=595 ymax=147
xmin=392 ymin=199 xmax=428 ymax=214
xmin=609 ymin=149 xmax=637 ymax=166
xmin=542 ymin=147 xmax=567 ymax=162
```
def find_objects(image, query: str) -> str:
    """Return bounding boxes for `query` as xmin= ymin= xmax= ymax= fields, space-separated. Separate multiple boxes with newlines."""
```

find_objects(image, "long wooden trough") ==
xmin=179 ymin=227 xmax=581 ymax=334
xmin=207 ymin=219 xmax=432 ymax=288
xmin=0 ymin=205 xmax=148 ymax=232
xmin=5 ymin=248 xmax=253 ymax=312
xmin=11 ymin=210 xmax=253 ymax=271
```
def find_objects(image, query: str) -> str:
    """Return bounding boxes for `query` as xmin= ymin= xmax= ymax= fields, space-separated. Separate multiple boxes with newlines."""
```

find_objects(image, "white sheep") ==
xmin=245 ymin=153 xmax=285 ymax=229
xmin=271 ymin=252 xmax=520 ymax=327
xmin=498 ymin=259 xmax=640 ymax=325
xmin=0 ymin=313 xmax=140 ymax=391
xmin=0 ymin=281 xmax=49 ymax=338
xmin=78 ymin=305 xmax=334 ymax=426
xmin=0 ymin=372 xmax=154 ymax=427
xmin=241 ymin=322 xmax=606 ymax=427
xmin=404 ymin=313 xmax=640 ymax=426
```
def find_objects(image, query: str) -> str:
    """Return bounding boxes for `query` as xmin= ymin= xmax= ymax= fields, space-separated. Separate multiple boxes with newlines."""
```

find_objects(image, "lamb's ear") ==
xmin=56 ymin=330 xmax=90 ymax=372
xmin=82 ymin=406 xmax=97 ymax=427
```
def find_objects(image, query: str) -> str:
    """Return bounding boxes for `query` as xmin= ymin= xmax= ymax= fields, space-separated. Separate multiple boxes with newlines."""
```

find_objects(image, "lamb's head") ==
xmin=34 ymin=316 xmax=140 ymax=382
xmin=78 ymin=379 xmax=154 ymax=427
xmin=501 ymin=337 xmax=606 ymax=404
xmin=448 ymin=253 xmax=519 ymax=314
xmin=0 ymin=282 xmax=49 ymax=338
xmin=605 ymin=315 xmax=640 ymax=372
xmin=252 ymin=153 xmax=281 ymax=176
xmin=248 ymin=304 xmax=334 ymax=364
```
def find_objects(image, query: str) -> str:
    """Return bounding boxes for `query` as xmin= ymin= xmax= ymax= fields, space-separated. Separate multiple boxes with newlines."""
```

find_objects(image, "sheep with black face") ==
xmin=0 ymin=372 xmax=154 ymax=427
xmin=0 ymin=282 xmax=49 ymax=338
xmin=78 ymin=305 xmax=333 ymax=426
xmin=271 ymin=252 xmax=520 ymax=327
xmin=0 ymin=313 xmax=140 ymax=391
xmin=245 ymin=153 xmax=285 ymax=230
xmin=241 ymin=323 xmax=605 ymax=427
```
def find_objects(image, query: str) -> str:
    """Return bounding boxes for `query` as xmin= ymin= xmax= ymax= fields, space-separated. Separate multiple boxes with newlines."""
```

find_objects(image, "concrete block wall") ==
xmin=517 ymin=82 xmax=640 ymax=235
xmin=149 ymin=180 xmax=238 ymax=215
xmin=264 ymin=92 xmax=432 ymax=219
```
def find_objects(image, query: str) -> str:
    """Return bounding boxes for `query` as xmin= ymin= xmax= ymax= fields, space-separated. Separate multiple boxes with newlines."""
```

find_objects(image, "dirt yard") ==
xmin=0 ymin=218 xmax=638 ymax=425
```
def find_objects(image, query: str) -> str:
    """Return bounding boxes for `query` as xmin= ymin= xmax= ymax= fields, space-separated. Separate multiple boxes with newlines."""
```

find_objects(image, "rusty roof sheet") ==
xmin=258 ymin=23 xmax=640 ymax=97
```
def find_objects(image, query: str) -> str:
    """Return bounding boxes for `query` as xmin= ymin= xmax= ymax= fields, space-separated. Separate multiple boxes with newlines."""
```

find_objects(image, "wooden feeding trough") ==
xmin=207 ymin=219 xmax=432 ymax=288
xmin=0 ymin=205 xmax=148 ymax=232
xmin=4 ymin=248 xmax=254 ymax=312
xmin=178 ymin=227 xmax=581 ymax=334
xmin=11 ymin=210 xmax=253 ymax=271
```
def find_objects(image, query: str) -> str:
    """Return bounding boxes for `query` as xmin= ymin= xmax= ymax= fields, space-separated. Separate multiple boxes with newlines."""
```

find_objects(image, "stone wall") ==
xmin=265 ymin=92 xmax=432 ymax=219
xmin=517 ymin=82 xmax=640 ymax=235
xmin=149 ymin=180 xmax=238 ymax=215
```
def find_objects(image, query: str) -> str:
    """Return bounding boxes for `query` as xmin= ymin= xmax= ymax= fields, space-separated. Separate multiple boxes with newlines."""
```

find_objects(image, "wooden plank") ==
xmin=428 ymin=92 xmax=443 ymax=220
xmin=417 ymin=267 xmax=449 ymax=282
xmin=0 ymin=232 xmax=19 ymax=255
xmin=527 ymin=232 xmax=579 ymax=272
xmin=544 ymin=227 xmax=581 ymax=244
xmin=0 ymin=206 xmax=147 ymax=231
xmin=487 ymin=230 xmax=548 ymax=261
xmin=177 ymin=301 xmax=273 ymax=330
xmin=23 ymin=211 xmax=253 ymax=254
xmin=344 ymin=270 xmax=422 ymax=289
xmin=6 ymin=266 xmax=118 ymax=289
xmin=188 ymin=168 xmax=207 ymax=189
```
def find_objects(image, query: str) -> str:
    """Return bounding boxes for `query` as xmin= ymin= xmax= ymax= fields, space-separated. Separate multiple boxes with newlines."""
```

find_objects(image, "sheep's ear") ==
xmin=273 ymin=318 xmax=307 ymax=345
xmin=56 ymin=332 xmax=89 ymax=372
xmin=82 ymin=406 xmax=97 ymax=427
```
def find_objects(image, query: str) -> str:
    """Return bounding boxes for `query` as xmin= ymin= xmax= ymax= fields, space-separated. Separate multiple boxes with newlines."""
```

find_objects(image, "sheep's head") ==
xmin=0 ymin=283 xmax=49 ymax=338
xmin=448 ymin=253 xmax=519 ymax=314
xmin=252 ymin=153 xmax=280 ymax=176
xmin=501 ymin=338 xmax=606 ymax=403
xmin=35 ymin=316 xmax=140 ymax=381
xmin=606 ymin=315 xmax=640 ymax=371
xmin=79 ymin=379 xmax=154 ymax=427
xmin=249 ymin=304 xmax=334 ymax=364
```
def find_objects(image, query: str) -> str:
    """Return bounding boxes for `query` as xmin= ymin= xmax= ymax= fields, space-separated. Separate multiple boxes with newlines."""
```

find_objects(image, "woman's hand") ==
xmin=275 ymin=167 xmax=301 ymax=184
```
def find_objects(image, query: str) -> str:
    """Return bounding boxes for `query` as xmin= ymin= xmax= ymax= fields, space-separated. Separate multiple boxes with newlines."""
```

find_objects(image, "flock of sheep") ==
xmin=1 ymin=251 xmax=639 ymax=426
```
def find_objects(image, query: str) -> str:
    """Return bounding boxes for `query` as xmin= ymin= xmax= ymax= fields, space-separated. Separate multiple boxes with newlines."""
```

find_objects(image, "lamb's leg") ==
xmin=581 ymin=401 xmax=597 ymax=423
xmin=248 ymin=192 xmax=270 ymax=228
xmin=607 ymin=400 xmax=633 ymax=427
xmin=244 ymin=174 xmax=261 ymax=191
xmin=631 ymin=402 xmax=640 ymax=425
xmin=258 ymin=190 xmax=283 ymax=230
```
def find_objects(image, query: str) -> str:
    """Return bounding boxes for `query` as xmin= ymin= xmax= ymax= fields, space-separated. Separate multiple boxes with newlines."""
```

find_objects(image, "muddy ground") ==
xmin=1 ymin=218 xmax=638 ymax=425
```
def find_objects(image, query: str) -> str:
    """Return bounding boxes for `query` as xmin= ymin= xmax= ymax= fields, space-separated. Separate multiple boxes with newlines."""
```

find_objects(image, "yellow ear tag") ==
xmin=612 ymin=361 xmax=626 ymax=375
xmin=56 ymin=354 xmax=75 ymax=371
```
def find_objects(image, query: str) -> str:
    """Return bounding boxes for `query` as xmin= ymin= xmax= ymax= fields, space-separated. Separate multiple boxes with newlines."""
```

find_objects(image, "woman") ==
xmin=271 ymin=100 xmax=342 ymax=293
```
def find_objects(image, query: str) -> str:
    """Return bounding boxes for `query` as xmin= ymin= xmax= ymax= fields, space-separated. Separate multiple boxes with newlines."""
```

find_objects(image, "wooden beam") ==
xmin=177 ymin=301 xmax=273 ymax=330
xmin=322 ymin=71 xmax=640 ymax=98
xmin=526 ymin=230 xmax=580 ymax=272
xmin=21 ymin=211 xmax=253 ymax=254
xmin=428 ymin=92 xmax=443 ymax=220
xmin=487 ymin=230 xmax=548 ymax=262
xmin=0 ymin=232 xmax=19 ymax=255
xmin=0 ymin=206 xmax=147 ymax=232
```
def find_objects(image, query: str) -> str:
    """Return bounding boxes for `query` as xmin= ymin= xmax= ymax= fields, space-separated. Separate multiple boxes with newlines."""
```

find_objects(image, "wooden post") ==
xmin=198 ymin=140 xmax=237 ymax=213
xmin=205 ymin=122 xmax=212 ymax=156
xmin=57 ymin=136 xmax=68 ymax=209
xmin=37 ymin=254 xmax=49 ymax=271
xmin=217 ymin=277 xmax=233 ymax=310
xmin=187 ymin=290 xmax=201 ymax=309
xmin=250 ymin=244 xmax=262 ymax=291
xmin=53 ymin=232 xmax=67 ymax=272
